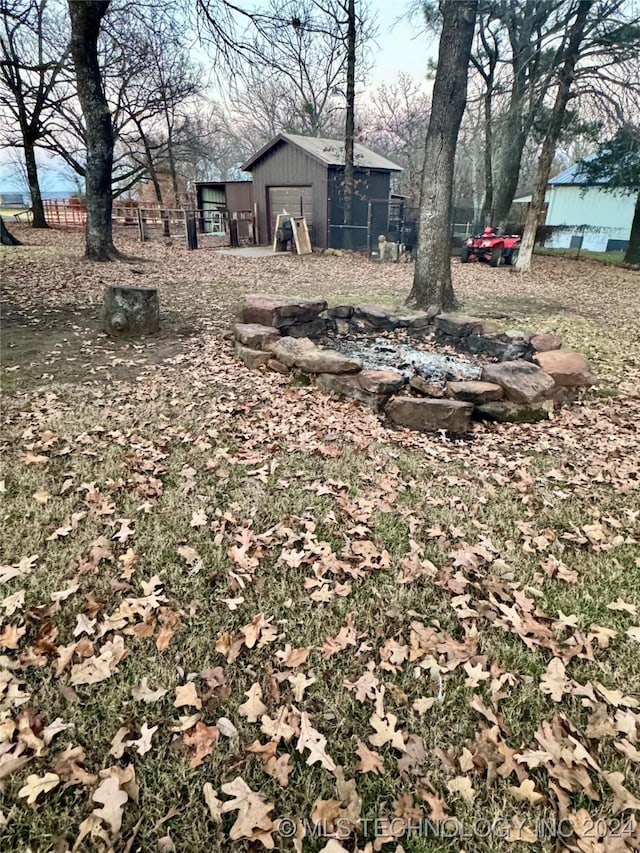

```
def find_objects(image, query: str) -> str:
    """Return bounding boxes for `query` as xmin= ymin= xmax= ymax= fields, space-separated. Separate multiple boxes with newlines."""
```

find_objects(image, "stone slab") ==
xmin=233 ymin=323 xmax=281 ymax=350
xmin=446 ymin=380 xmax=504 ymax=404
xmin=283 ymin=318 xmax=328 ymax=338
xmin=242 ymin=294 xmax=327 ymax=328
xmin=353 ymin=305 xmax=400 ymax=330
xmin=409 ymin=376 xmax=446 ymax=397
xmin=235 ymin=341 xmax=271 ymax=369
xmin=435 ymin=313 xmax=490 ymax=338
xmin=385 ymin=397 xmax=473 ymax=433
xmin=316 ymin=373 xmax=389 ymax=411
xmin=475 ymin=400 xmax=554 ymax=423
xmin=266 ymin=337 xmax=361 ymax=374
xmin=481 ymin=360 xmax=555 ymax=403
xmin=265 ymin=337 xmax=318 ymax=367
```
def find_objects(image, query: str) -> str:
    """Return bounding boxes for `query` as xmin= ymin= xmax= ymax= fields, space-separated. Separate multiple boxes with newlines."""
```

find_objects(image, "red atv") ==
xmin=461 ymin=227 xmax=520 ymax=267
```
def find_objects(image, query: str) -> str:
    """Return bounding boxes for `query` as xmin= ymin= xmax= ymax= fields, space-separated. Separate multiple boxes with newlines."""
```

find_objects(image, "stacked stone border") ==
xmin=233 ymin=294 xmax=597 ymax=434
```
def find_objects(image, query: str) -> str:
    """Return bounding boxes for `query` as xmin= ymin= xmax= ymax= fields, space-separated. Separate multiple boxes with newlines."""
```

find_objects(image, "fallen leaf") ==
xmin=239 ymin=683 xmax=268 ymax=722
xmin=508 ymin=779 xmax=544 ymax=806
xmin=131 ymin=677 xmax=168 ymax=703
xmin=221 ymin=776 xmax=275 ymax=847
xmin=446 ymin=776 xmax=476 ymax=805
xmin=17 ymin=772 xmax=60 ymax=806
xmin=92 ymin=769 xmax=129 ymax=833
xmin=203 ymin=782 xmax=223 ymax=822
xmin=174 ymin=682 xmax=202 ymax=710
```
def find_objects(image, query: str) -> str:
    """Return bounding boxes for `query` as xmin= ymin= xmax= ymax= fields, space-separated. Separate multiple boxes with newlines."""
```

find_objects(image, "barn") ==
xmin=240 ymin=133 xmax=402 ymax=249
xmin=514 ymin=158 xmax=636 ymax=252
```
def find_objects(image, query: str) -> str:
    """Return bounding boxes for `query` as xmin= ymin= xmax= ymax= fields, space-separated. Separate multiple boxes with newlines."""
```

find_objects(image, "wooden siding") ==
xmin=249 ymin=141 xmax=328 ymax=247
xmin=225 ymin=182 xmax=254 ymax=213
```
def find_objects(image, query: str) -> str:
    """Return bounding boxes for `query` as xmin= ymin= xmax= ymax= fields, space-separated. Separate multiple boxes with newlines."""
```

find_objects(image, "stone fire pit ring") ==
xmin=233 ymin=294 xmax=597 ymax=434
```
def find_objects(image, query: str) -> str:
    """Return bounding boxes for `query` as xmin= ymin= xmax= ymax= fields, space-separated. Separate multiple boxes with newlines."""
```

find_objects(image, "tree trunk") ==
xmin=67 ymin=0 xmax=117 ymax=261
xmin=23 ymin=138 xmax=48 ymax=229
xmin=342 ymin=0 xmax=356 ymax=249
xmin=491 ymin=117 xmax=527 ymax=227
xmin=482 ymin=87 xmax=493 ymax=225
xmin=516 ymin=1 xmax=591 ymax=273
xmin=624 ymin=193 xmax=640 ymax=265
xmin=407 ymin=0 xmax=478 ymax=310
xmin=1 ymin=216 xmax=22 ymax=245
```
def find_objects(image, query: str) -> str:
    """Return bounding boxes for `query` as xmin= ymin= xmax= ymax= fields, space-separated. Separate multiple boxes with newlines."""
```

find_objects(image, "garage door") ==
xmin=268 ymin=186 xmax=313 ymax=238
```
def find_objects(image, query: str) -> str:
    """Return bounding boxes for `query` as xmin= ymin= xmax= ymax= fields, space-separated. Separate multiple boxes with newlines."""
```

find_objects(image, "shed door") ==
xmin=268 ymin=186 xmax=313 ymax=238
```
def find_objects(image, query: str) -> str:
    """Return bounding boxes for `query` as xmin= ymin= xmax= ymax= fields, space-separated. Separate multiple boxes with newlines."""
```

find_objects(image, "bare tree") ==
xmin=516 ymin=0 xmax=591 ymax=271
xmin=361 ymin=73 xmax=431 ymax=202
xmin=407 ymin=0 xmax=478 ymax=311
xmin=0 ymin=0 xmax=69 ymax=227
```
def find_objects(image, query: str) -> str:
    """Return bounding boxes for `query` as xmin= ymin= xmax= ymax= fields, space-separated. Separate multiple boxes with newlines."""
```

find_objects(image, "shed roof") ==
xmin=241 ymin=133 xmax=403 ymax=172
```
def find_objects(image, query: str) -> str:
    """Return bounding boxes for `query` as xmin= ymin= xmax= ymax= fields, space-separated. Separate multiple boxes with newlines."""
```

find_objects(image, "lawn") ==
xmin=1 ymin=225 xmax=639 ymax=852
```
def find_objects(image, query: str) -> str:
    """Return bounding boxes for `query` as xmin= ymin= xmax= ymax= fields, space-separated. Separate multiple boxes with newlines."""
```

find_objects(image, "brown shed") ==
xmin=241 ymin=133 xmax=402 ymax=249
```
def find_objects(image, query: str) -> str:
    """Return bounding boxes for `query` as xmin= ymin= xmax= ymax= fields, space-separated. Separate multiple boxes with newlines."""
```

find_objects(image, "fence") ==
xmin=40 ymin=199 xmax=255 ymax=246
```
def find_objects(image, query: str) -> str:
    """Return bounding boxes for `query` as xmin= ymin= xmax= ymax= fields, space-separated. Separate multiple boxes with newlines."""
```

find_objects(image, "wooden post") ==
xmin=137 ymin=207 xmax=146 ymax=242
xmin=229 ymin=218 xmax=239 ymax=247
xmin=186 ymin=211 xmax=198 ymax=250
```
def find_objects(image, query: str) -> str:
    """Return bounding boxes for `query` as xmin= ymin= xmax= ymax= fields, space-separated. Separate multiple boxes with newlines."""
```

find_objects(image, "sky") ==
xmin=367 ymin=1 xmax=437 ymax=88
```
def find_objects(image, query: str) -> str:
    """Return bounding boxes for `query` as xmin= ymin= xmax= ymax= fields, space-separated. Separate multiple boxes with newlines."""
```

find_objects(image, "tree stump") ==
xmin=103 ymin=285 xmax=159 ymax=336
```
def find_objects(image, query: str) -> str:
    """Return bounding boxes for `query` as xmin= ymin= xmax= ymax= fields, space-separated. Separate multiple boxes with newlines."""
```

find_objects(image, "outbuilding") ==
xmin=195 ymin=180 xmax=254 ymax=240
xmin=241 ymin=133 xmax=402 ymax=249
xmin=514 ymin=158 xmax=635 ymax=252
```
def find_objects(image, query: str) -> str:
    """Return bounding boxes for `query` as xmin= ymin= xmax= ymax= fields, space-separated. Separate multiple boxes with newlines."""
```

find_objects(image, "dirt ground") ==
xmin=2 ymin=224 xmax=639 ymax=394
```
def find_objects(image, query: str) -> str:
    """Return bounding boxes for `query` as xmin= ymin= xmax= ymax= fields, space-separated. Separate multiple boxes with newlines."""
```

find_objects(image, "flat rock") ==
xmin=233 ymin=323 xmax=281 ymax=350
xmin=242 ymin=294 xmax=327 ymax=328
xmin=475 ymin=400 xmax=554 ymax=423
xmin=467 ymin=334 xmax=509 ymax=358
xmin=396 ymin=309 xmax=438 ymax=331
xmin=385 ymin=397 xmax=473 ymax=433
xmin=294 ymin=349 xmax=362 ymax=374
xmin=533 ymin=349 xmax=596 ymax=386
xmin=266 ymin=337 xmax=361 ymax=374
xmin=327 ymin=304 xmax=354 ymax=319
xmin=316 ymin=372 xmax=394 ymax=411
xmin=267 ymin=359 xmax=289 ymax=375
xmin=354 ymin=305 xmax=400 ymax=330
xmin=265 ymin=337 xmax=318 ymax=367
xmin=284 ymin=318 xmax=327 ymax=338
xmin=530 ymin=332 xmax=562 ymax=352
xmin=409 ymin=376 xmax=446 ymax=397
xmin=481 ymin=360 xmax=555 ymax=403
xmin=235 ymin=341 xmax=271 ymax=369
xmin=358 ymin=369 xmax=405 ymax=395
xmin=436 ymin=313 xmax=492 ymax=338
xmin=446 ymin=380 xmax=504 ymax=404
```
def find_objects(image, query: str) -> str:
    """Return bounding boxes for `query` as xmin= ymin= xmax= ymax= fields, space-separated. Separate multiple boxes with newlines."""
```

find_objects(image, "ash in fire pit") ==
xmin=327 ymin=334 xmax=482 ymax=384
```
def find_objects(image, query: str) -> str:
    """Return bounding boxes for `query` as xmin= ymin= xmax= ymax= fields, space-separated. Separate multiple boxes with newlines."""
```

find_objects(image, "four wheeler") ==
xmin=461 ymin=227 xmax=521 ymax=267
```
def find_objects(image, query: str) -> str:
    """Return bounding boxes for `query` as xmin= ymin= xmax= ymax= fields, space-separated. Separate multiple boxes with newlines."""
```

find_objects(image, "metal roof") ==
xmin=548 ymin=154 xmax=604 ymax=185
xmin=241 ymin=133 xmax=403 ymax=172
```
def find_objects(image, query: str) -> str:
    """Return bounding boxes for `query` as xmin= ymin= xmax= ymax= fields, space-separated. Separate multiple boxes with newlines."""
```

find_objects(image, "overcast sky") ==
xmin=367 ymin=0 xmax=436 ymax=87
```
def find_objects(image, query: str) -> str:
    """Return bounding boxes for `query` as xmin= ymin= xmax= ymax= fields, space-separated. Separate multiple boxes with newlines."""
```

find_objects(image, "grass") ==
xmin=0 ymin=227 xmax=639 ymax=851
xmin=534 ymin=247 xmax=628 ymax=266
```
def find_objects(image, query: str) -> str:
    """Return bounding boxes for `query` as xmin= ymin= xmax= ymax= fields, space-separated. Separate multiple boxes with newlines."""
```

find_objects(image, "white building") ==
xmin=514 ymin=159 xmax=635 ymax=252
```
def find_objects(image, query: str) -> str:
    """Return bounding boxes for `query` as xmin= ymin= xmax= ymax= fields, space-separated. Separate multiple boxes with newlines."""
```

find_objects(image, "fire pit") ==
xmin=232 ymin=294 xmax=597 ymax=434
